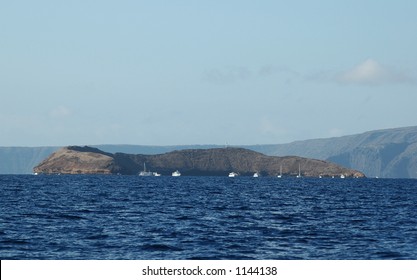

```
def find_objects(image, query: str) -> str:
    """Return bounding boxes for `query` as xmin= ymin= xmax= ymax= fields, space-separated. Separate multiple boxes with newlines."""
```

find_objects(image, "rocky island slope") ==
xmin=34 ymin=146 xmax=365 ymax=177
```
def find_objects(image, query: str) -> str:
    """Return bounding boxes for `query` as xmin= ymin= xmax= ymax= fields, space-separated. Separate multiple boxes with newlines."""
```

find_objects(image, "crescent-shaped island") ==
xmin=33 ymin=146 xmax=365 ymax=178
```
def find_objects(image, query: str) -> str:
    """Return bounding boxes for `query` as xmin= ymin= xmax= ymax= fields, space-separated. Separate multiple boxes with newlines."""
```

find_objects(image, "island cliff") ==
xmin=33 ymin=146 xmax=365 ymax=177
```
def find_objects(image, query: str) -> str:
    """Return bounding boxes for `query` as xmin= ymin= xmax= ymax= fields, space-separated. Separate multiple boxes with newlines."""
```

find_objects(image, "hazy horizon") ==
xmin=1 ymin=124 xmax=416 ymax=148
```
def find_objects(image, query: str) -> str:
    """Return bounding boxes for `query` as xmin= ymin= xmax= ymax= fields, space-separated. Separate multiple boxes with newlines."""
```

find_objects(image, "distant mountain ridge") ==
xmin=0 ymin=147 xmax=60 ymax=175
xmin=2 ymin=126 xmax=417 ymax=178
xmin=250 ymin=126 xmax=417 ymax=178
xmin=33 ymin=146 xmax=364 ymax=177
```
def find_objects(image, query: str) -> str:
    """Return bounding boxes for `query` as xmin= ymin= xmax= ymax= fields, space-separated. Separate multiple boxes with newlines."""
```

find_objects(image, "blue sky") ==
xmin=1 ymin=0 xmax=416 ymax=146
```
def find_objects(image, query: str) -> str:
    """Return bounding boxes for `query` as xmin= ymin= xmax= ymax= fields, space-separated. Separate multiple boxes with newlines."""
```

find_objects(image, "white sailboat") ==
xmin=139 ymin=163 xmax=153 ymax=176
xmin=296 ymin=163 xmax=302 ymax=178
xmin=139 ymin=163 xmax=161 ymax=176
xmin=277 ymin=164 xmax=282 ymax=178
xmin=253 ymin=172 xmax=259 ymax=177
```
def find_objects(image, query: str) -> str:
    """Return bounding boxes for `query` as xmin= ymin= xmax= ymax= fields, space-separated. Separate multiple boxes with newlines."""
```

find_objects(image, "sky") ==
xmin=1 ymin=0 xmax=417 ymax=146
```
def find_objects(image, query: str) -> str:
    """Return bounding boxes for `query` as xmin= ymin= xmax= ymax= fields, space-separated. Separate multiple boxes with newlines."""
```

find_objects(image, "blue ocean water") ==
xmin=1 ymin=175 xmax=417 ymax=260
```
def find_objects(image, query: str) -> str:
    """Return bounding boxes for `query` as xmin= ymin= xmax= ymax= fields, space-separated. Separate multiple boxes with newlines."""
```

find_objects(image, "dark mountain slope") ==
xmin=0 ymin=146 xmax=60 ymax=174
xmin=251 ymin=126 xmax=417 ymax=178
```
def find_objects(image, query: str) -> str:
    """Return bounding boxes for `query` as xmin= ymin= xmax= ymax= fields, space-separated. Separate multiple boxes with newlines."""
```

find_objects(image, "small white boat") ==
xmin=172 ymin=170 xmax=181 ymax=177
xmin=253 ymin=172 xmax=259 ymax=177
xmin=139 ymin=163 xmax=153 ymax=176
xmin=296 ymin=163 xmax=302 ymax=178
xmin=228 ymin=172 xmax=238 ymax=177
xmin=277 ymin=164 xmax=282 ymax=178
xmin=139 ymin=163 xmax=161 ymax=176
xmin=340 ymin=174 xmax=345 ymax=179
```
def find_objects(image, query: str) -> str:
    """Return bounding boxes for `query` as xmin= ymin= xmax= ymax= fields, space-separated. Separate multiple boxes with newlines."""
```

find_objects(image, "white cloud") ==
xmin=203 ymin=65 xmax=300 ymax=85
xmin=203 ymin=67 xmax=252 ymax=85
xmin=327 ymin=128 xmax=345 ymax=138
xmin=336 ymin=59 xmax=414 ymax=85
xmin=258 ymin=65 xmax=278 ymax=77
xmin=49 ymin=106 xmax=71 ymax=118
xmin=259 ymin=117 xmax=288 ymax=139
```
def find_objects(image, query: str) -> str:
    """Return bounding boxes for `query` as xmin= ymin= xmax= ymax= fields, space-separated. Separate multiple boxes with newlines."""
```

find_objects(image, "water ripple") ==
xmin=1 ymin=175 xmax=417 ymax=259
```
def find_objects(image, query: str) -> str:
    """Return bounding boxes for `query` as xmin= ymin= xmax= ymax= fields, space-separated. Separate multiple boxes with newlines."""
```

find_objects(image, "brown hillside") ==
xmin=34 ymin=146 xmax=365 ymax=177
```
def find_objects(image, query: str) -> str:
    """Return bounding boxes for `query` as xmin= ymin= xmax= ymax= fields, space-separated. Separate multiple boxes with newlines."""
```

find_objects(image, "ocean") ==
xmin=1 ymin=175 xmax=417 ymax=260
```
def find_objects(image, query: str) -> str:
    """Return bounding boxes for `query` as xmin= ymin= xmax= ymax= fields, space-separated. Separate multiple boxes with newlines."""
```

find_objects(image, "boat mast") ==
xmin=278 ymin=164 xmax=282 ymax=178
